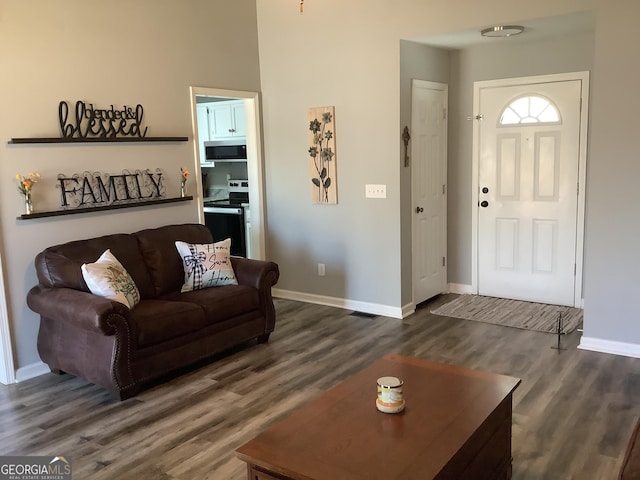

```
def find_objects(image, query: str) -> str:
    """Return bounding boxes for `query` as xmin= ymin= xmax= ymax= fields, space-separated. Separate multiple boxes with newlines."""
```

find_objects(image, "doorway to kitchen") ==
xmin=189 ymin=87 xmax=266 ymax=260
xmin=471 ymin=72 xmax=589 ymax=307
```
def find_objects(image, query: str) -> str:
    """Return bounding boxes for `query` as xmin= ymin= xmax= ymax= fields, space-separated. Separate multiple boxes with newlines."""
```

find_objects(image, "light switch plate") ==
xmin=365 ymin=184 xmax=387 ymax=198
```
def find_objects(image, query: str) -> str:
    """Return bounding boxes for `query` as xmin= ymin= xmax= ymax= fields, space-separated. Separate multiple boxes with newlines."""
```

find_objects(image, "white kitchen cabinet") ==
xmin=230 ymin=101 xmax=246 ymax=137
xmin=208 ymin=100 xmax=246 ymax=140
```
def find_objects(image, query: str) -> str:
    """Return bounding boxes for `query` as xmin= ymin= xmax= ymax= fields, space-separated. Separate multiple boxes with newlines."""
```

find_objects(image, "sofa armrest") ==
xmin=231 ymin=257 xmax=279 ymax=337
xmin=231 ymin=257 xmax=280 ymax=290
xmin=27 ymin=285 xmax=130 ymax=336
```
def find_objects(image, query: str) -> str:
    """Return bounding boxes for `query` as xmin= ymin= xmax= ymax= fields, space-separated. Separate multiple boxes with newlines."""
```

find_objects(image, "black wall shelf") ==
xmin=17 ymin=196 xmax=193 ymax=220
xmin=8 ymin=136 xmax=188 ymax=144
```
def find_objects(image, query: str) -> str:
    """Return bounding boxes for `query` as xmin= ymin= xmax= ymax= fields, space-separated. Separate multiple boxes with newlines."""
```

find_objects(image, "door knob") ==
xmin=415 ymin=206 xmax=424 ymax=213
xmin=482 ymin=187 xmax=489 ymax=194
xmin=480 ymin=201 xmax=489 ymax=208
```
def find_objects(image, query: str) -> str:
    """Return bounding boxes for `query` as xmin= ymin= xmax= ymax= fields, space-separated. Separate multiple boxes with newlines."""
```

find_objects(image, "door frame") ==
xmin=189 ymin=86 xmax=267 ymax=260
xmin=0 ymin=247 xmax=15 ymax=385
xmin=411 ymin=79 xmax=448 ymax=306
xmin=471 ymin=71 xmax=589 ymax=308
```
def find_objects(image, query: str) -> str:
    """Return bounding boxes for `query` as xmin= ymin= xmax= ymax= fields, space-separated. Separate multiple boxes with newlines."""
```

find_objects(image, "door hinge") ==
xmin=443 ymin=108 xmax=447 ymax=120
xmin=442 ymin=256 xmax=446 ymax=267
xmin=442 ymin=184 xmax=446 ymax=195
xmin=574 ymin=264 xmax=577 ymax=275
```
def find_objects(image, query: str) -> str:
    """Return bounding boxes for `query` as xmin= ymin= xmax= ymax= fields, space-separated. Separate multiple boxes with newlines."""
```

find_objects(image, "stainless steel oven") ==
xmin=203 ymin=180 xmax=249 ymax=257
xmin=203 ymin=205 xmax=246 ymax=257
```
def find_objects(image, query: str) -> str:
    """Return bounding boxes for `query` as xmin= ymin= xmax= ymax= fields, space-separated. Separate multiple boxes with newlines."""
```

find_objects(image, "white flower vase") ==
xmin=181 ymin=182 xmax=187 ymax=198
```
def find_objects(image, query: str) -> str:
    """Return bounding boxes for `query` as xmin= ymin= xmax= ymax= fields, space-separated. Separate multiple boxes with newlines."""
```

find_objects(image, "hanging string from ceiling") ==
xmin=300 ymin=0 xmax=304 ymax=14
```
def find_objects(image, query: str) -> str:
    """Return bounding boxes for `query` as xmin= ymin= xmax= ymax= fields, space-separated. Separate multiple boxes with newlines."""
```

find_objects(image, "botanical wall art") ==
xmin=308 ymin=106 xmax=337 ymax=204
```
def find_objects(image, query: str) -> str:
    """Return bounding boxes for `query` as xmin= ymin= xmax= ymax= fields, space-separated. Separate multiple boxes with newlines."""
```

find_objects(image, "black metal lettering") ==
xmin=96 ymin=176 xmax=115 ymax=203
xmin=132 ymin=173 xmax=151 ymax=198
xmin=79 ymin=176 xmax=98 ymax=205
xmin=75 ymin=101 xmax=90 ymax=138
xmin=135 ymin=104 xmax=147 ymax=137
xmin=108 ymin=175 xmax=131 ymax=200
xmin=57 ymin=100 xmax=150 ymax=139
xmin=146 ymin=171 xmax=163 ymax=197
xmin=58 ymin=101 xmax=78 ymax=138
xmin=58 ymin=177 xmax=79 ymax=206
xmin=123 ymin=174 xmax=140 ymax=198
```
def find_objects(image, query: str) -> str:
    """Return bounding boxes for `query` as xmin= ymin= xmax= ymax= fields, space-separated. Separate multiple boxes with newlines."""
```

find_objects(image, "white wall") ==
xmin=0 ymin=0 xmax=262 ymax=373
xmin=256 ymin=0 xmax=596 ymax=309
xmin=582 ymin=0 xmax=640 ymax=351
xmin=258 ymin=2 xmax=405 ymax=310
xmin=256 ymin=0 xmax=640 ymax=354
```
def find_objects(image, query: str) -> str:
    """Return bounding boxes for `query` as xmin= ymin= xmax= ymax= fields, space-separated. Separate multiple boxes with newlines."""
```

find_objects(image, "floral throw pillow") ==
xmin=81 ymin=249 xmax=140 ymax=309
xmin=175 ymin=238 xmax=238 ymax=292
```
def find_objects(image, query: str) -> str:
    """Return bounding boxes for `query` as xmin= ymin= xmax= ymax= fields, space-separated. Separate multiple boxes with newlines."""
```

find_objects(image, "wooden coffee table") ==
xmin=236 ymin=353 xmax=521 ymax=480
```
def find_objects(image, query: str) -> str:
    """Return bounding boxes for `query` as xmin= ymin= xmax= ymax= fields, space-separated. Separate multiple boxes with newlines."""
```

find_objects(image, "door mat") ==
xmin=430 ymin=295 xmax=582 ymax=334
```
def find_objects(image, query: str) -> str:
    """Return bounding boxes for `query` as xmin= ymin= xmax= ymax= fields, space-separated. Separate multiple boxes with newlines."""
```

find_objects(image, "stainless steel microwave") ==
xmin=204 ymin=140 xmax=247 ymax=160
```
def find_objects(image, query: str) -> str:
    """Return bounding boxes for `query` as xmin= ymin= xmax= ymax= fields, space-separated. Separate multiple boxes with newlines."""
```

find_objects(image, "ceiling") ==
xmin=413 ymin=11 xmax=595 ymax=50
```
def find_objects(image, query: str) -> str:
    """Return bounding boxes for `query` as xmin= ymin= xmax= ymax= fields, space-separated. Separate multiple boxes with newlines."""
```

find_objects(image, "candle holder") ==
xmin=376 ymin=376 xmax=405 ymax=413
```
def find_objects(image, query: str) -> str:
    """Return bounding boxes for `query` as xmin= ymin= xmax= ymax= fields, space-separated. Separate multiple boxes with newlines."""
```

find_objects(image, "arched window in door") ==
xmin=499 ymin=95 xmax=561 ymax=125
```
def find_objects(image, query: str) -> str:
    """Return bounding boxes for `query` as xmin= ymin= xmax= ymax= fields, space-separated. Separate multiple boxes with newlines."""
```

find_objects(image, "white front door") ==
xmin=475 ymin=74 xmax=587 ymax=306
xmin=412 ymin=80 xmax=447 ymax=305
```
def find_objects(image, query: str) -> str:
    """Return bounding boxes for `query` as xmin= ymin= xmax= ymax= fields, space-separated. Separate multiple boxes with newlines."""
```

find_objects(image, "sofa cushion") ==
xmin=81 ymin=249 xmax=140 ymax=309
xmin=175 ymin=239 xmax=238 ymax=292
xmin=34 ymin=233 xmax=155 ymax=298
xmin=136 ymin=224 xmax=213 ymax=297
xmin=130 ymin=299 xmax=207 ymax=348
xmin=161 ymin=285 xmax=259 ymax=325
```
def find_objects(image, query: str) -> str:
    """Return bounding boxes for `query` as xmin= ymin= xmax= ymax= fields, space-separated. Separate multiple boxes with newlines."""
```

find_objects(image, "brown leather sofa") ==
xmin=26 ymin=223 xmax=279 ymax=400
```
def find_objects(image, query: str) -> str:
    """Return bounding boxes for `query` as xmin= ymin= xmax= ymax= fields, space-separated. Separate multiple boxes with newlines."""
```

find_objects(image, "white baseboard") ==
xmin=272 ymin=288 xmax=406 ymax=319
xmin=578 ymin=337 xmax=640 ymax=359
xmin=15 ymin=361 xmax=49 ymax=382
xmin=402 ymin=303 xmax=416 ymax=318
xmin=448 ymin=283 xmax=475 ymax=295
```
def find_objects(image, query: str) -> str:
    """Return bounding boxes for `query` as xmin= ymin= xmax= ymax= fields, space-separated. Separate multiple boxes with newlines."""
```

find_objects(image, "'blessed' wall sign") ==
xmin=57 ymin=170 xmax=165 ymax=208
xmin=58 ymin=100 xmax=148 ymax=139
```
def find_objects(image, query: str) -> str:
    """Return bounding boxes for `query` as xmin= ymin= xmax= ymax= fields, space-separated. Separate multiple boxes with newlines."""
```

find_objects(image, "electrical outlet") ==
xmin=365 ymin=184 xmax=387 ymax=198
xmin=318 ymin=263 xmax=326 ymax=276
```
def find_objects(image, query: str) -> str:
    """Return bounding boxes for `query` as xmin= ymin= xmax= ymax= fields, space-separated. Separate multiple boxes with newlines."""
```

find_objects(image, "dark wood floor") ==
xmin=1 ymin=295 xmax=639 ymax=479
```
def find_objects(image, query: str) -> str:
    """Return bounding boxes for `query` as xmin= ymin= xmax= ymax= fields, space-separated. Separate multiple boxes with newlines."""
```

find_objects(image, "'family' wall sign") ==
xmin=57 ymin=169 xmax=165 ymax=209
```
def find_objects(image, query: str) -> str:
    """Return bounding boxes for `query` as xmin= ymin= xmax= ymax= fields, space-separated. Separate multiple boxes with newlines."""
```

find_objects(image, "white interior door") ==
xmin=412 ymin=80 xmax=447 ymax=305
xmin=476 ymin=77 xmax=584 ymax=306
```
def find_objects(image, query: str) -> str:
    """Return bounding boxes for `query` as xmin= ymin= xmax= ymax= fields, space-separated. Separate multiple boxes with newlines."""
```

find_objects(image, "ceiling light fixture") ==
xmin=480 ymin=25 xmax=524 ymax=37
